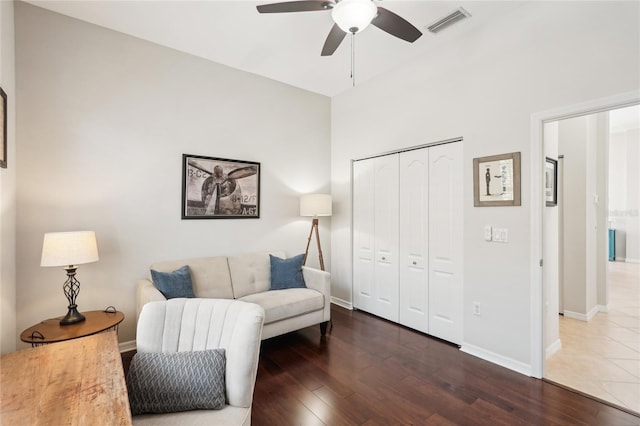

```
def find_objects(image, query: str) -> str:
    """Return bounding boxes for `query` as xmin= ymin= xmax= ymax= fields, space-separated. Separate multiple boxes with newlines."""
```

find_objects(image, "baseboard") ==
xmin=331 ymin=297 xmax=353 ymax=310
xmin=545 ymin=338 xmax=562 ymax=359
xmin=625 ymin=258 xmax=639 ymax=264
xmin=119 ymin=340 xmax=136 ymax=353
xmin=563 ymin=307 xmax=599 ymax=322
xmin=597 ymin=304 xmax=609 ymax=313
xmin=460 ymin=342 xmax=532 ymax=376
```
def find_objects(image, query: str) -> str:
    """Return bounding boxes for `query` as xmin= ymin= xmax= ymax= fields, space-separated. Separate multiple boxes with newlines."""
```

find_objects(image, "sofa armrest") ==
xmin=302 ymin=266 xmax=331 ymax=322
xmin=136 ymin=279 xmax=167 ymax=320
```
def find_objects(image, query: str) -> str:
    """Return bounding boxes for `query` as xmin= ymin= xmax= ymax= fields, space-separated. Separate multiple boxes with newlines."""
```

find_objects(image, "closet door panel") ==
xmin=373 ymin=155 xmax=400 ymax=322
xmin=428 ymin=142 xmax=463 ymax=344
xmin=399 ymin=149 xmax=429 ymax=333
xmin=353 ymin=159 xmax=375 ymax=313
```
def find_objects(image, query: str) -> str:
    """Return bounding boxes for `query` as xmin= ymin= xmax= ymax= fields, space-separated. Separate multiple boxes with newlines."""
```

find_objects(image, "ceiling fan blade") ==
xmin=321 ymin=23 xmax=347 ymax=56
xmin=257 ymin=1 xmax=333 ymax=14
xmin=371 ymin=7 xmax=422 ymax=43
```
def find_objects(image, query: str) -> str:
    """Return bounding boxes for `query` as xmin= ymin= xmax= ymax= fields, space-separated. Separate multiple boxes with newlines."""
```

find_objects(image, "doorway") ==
xmin=542 ymin=105 xmax=639 ymax=414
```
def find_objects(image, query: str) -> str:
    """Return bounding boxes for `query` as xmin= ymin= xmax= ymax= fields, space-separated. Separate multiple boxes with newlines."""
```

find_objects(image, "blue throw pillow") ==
xmin=150 ymin=265 xmax=196 ymax=299
xmin=270 ymin=254 xmax=306 ymax=290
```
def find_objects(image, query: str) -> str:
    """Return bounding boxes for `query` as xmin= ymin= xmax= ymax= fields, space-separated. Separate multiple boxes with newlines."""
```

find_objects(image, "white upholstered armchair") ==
xmin=130 ymin=298 xmax=265 ymax=426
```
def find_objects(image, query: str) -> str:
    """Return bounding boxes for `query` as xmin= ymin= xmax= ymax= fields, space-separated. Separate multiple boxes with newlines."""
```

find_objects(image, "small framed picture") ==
xmin=1 ymin=87 xmax=6 ymax=169
xmin=545 ymin=157 xmax=558 ymax=207
xmin=182 ymin=154 xmax=260 ymax=219
xmin=473 ymin=152 xmax=521 ymax=207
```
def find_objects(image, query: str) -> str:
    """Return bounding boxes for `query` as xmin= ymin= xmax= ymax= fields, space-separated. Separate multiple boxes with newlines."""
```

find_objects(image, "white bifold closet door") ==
xmin=427 ymin=142 xmax=463 ymax=344
xmin=353 ymin=142 xmax=462 ymax=344
xmin=399 ymin=148 xmax=430 ymax=333
xmin=353 ymin=155 xmax=399 ymax=322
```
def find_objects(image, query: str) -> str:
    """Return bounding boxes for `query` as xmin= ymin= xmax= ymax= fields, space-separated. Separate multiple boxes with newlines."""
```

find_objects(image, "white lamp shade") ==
xmin=331 ymin=0 xmax=377 ymax=34
xmin=41 ymin=231 xmax=99 ymax=267
xmin=300 ymin=194 xmax=332 ymax=217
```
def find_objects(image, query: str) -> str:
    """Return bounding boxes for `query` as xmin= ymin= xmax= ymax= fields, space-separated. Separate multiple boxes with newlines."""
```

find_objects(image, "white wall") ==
xmin=13 ymin=2 xmax=331 ymax=347
xmin=331 ymin=1 xmax=639 ymax=372
xmin=594 ymin=114 xmax=609 ymax=308
xmin=559 ymin=116 xmax=589 ymax=316
xmin=609 ymin=128 xmax=640 ymax=263
xmin=0 ymin=0 xmax=17 ymax=354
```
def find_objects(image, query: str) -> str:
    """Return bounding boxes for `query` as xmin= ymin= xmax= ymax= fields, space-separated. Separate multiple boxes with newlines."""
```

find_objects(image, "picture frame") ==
xmin=473 ymin=152 xmax=521 ymax=207
xmin=545 ymin=157 xmax=558 ymax=207
xmin=1 ymin=87 xmax=6 ymax=169
xmin=182 ymin=154 xmax=260 ymax=219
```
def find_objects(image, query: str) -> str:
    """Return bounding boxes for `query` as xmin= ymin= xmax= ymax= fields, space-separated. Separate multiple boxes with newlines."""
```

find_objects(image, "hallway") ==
xmin=545 ymin=261 xmax=639 ymax=414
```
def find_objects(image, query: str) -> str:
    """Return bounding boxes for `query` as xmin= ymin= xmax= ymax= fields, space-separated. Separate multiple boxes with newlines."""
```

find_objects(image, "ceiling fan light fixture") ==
xmin=331 ymin=0 xmax=377 ymax=34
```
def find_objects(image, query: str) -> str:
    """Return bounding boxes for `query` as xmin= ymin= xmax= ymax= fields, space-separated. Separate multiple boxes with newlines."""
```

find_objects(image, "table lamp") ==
xmin=41 ymin=231 xmax=99 ymax=325
xmin=300 ymin=194 xmax=332 ymax=271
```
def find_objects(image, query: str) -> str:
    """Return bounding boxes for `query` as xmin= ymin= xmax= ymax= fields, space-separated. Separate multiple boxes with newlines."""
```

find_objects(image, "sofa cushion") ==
xmin=269 ymin=254 xmax=306 ymax=290
xmin=127 ymin=349 xmax=226 ymax=415
xmin=150 ymin=266 xmax=196 ymax=299
xmin=228 ymin=251 xmax=285 ymax=299
xmin=239 ymin=288 xmax=323 ymax=324
xmin=150 ymin=257 xmax=233 ymax=299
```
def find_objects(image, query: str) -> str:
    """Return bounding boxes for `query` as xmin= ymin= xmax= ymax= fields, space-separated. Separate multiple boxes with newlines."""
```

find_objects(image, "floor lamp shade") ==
xmin=41 ymin=231 xmax=99 ymax=325
xmin=300 ymin=194 xmax=332 ymax=217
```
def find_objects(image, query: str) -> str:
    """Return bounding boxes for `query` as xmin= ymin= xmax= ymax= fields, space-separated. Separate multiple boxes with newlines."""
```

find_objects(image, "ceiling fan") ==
xmin=256 ymin=0 xmax=423 ymax=56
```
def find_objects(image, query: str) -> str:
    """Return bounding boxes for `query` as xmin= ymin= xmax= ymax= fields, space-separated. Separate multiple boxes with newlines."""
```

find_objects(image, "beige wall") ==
xmin=0 ymin=0 xmax=17 ymax=355
xmin=13 ymin=2 xmax=331 ymax=347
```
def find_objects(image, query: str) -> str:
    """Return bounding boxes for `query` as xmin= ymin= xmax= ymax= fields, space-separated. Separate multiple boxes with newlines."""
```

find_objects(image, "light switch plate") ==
xmin=484 ymin=225 xmax=492 ymax=241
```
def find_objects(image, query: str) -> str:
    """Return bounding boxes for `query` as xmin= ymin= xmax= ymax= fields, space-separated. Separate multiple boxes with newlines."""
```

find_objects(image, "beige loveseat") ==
xmin=136 ymin=251 xmax=331 ymax=339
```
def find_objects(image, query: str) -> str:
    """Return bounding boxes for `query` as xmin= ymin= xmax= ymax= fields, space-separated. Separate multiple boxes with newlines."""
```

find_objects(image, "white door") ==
xmin=372 ymin=155 xmax=400 ymax=321
xmin=428 ymin=142 xmax=463 ymax=344
xmin=399 ymin=148 xmax=429 ymax=332
xmin=352 ymin=159 xmax=376 ymax=313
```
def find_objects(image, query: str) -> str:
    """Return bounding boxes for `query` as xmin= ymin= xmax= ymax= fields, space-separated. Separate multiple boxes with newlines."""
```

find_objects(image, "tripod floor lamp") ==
xmin=300 ymin=194 xmax=332 ymax=271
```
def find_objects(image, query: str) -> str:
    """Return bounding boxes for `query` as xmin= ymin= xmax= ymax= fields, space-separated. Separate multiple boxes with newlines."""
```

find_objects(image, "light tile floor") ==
xmin=545 ymin=261 xmax=640 ymax=414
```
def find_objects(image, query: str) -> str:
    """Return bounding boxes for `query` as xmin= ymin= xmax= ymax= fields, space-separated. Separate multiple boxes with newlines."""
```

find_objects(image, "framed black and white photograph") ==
xmin=182 ymin=154 xmax=260 ymax=219
xmin=545 ymin=157 xmax=558 ymax=207
xmin=473 ymin=152 xmax=521 ymax=207
xmin=1 ymin=87 xmax=6 ymax=169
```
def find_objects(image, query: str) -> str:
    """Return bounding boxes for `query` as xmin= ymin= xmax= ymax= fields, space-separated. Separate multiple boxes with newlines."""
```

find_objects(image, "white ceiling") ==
xmin=25 ymin=0 xmax=526 ymax=97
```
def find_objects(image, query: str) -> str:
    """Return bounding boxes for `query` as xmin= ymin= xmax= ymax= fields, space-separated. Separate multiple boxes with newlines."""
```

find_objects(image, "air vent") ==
xmin=426 ymin=7 xmax=470 ymax=34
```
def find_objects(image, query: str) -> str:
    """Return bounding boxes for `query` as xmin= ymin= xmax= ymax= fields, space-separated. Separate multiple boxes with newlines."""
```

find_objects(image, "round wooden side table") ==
xmin=20 ymin=309 xmax=125 ymax=347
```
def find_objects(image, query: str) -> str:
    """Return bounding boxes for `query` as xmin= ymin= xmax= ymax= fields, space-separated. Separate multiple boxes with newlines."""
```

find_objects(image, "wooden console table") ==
xmin=1 ymin=331 xmax=132 ymax=425
xmin=20 ymin=309 xmax=124 ymax=346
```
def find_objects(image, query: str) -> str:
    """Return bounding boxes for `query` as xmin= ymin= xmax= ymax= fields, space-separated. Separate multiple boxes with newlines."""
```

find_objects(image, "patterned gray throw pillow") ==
xmin=126 ymin=349 xmax=226 ymax=415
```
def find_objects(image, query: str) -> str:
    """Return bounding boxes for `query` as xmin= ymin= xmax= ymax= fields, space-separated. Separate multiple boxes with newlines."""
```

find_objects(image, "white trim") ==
xmin=545 ymin=339 xmax=562 ymax=360
xmin=564 ymin=304 xmax=606 ymax=322
xmin=530 ymin=90 xmax=640 ymax=380
xmin=461 ymin=343 xmax=532 ymax=377
xmin=331 ymin=296 xmax=353 ymax=310
xmin=119 ymin=340 xmax=136 ymax=353
xmin=625 ymin=258 xmax=640 ymax=264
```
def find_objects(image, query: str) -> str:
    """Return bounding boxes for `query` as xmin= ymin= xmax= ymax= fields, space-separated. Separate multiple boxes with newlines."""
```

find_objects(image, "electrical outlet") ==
xmin=473 ymin=302 xmax=481 ymax=316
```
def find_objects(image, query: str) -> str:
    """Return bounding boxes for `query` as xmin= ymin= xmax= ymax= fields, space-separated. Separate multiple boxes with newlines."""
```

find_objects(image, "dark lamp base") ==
xmin=60 ymin=305 xmax=86 ymax=326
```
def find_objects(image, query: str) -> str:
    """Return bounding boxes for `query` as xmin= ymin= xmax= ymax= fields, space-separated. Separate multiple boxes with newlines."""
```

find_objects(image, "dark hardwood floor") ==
xmin=123 ymin=305 xmax=640 ymax=425
xmin=252 ymin=306 xmax=639 ymax=425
